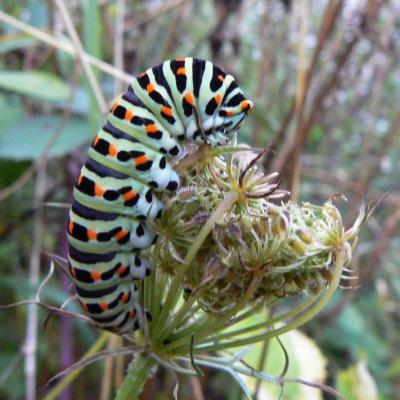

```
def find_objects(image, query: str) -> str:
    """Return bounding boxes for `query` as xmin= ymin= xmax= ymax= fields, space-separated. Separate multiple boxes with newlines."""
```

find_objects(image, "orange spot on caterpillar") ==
xmin=214 ymin=94 xmax=222 ymax=105
xmin=145 ymin=124 xmax=158 ymax=134
xmin=115 ymin=230 xmax=128 ymax=241
xmin=121 ymin=293 xmax=130 ymax=303
xmin=91 ymin=271 xmax=101 ymax=281
xmin=161 ymin=106 xmax=173 ymax=117
xmin=117 ymin=265 xmax=127 ymax=276
xmin=123 ymin=191 xmax=137 ymax=201
xmin=94 ymin=184 xmax=104 ymax=197
xmin=108 ymin=144 xmax=117 ymax=157
xmin=125 ymin=109 xmax=134 ymax=121
xmin=177 ymin=67 xmax=186 ymax=75
xmin=111 ymin=103 xmax=118 ymax=112
xmin=68 ymin=221 xmax=74 ymax=233
xmin=226 ymin=110 xmax=234 ymax=117
xmin=146 ymin=83 xmax=155 ymax=93
xmin=77 ymin=175 xmax=83 ymax=186
xmin=87 ymin=229 xmax=97 ymax=240
xmin=241 ymin=100 xmax=254 ymax=112
xmin=70 ymin=267 xmax=77 ymax=279
xmin=184 ymin=92 xmax=194 ymax=105
xmin=93 ymin=136 xmax=100 ymax=146
xmin=135 ymin=155 xmax=150 ymax=166
xmin=217 ymin=74 xmax=224 ymax=82
xmin=81 ymin=302 xmax=89 ymax=311
xmin=99 ymin=303 xmax=108 ymax=311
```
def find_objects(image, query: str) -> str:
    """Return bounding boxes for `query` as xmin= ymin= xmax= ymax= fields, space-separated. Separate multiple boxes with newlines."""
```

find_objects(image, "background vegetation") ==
xmin=0 ymin=0 xmax=399 ymax=399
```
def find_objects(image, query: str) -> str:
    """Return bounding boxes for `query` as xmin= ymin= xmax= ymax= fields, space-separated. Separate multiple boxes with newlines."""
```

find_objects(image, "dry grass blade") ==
xmin=35 ymin=262 xmax=55 ymax=302
xmin=43 ymin=251 xmax=69 ymax=274
xmin=0 ymin=11 xmax=133 ymax=83
xmin=53 ymin=0 xmax=107 ymax=114
xmin=0 ymin=300 xmax=93 ymax=324
xmin=284 ymin=378 xmax=345 ymax=399
xmin=24 ymin=160 xmax=46 ymax=400
xmin=0 ymin=352 xmax=23 ymax=388
xmin=125 ymin=0 xmax=188 ymax=29
xmin=113 ymin=0 xmax=126 ymax=95
xmin=46 ymin=347 xmax=137 ymax=387
xmin=264 ymin=0 xmax=344 ymax=172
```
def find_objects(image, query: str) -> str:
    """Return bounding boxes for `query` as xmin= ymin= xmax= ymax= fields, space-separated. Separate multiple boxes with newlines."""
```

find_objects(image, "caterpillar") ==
xmin=67 ymin=57 xmax=254 ymax=334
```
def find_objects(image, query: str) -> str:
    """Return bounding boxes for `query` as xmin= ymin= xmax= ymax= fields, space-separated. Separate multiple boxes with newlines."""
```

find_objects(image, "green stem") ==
xmin=153 ymin=192 xmax=239 ymax=343
xmin=162 ymin=275 xmax=264 ymax=354
xmin=115 ymin=353 xmax=156 ymax=400
xmin=195 ymin=246 xmax=345 ymax=353
xmin=203 ymin=295 xmax=317 ymax=344
xmin=43 ymin=332 xmax=109 ymax=400
xmin=164 ymin=300 xmax=264 ymax=350
xmin=165 ymin=295 xmax=199 ymax=334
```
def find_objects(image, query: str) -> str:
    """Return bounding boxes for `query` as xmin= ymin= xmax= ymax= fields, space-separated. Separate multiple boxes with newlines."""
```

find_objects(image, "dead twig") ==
xmin=24 ymin=159 xmax=47 ymax=400
xmin=113 ymin=0 xmax=126 ymax=95
xmin=0 ymin=11 xmax=133 ymax=83
xmin=53 ymin=0 xmax=107 ymax=114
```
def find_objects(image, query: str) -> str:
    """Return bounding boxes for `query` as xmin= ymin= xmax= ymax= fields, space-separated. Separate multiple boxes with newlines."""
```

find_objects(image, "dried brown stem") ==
xmin=113 ymin=0 xmax=126 ymax=95
xmin=264 ymin=0 xmax=343 ymax=171
xmin=23 ymin=160 xmax=47 ymax=400
xmin=54 ymin=0 xmax=107 ymax=113
xmin=277 ymin=1 xmax=382 ymax=189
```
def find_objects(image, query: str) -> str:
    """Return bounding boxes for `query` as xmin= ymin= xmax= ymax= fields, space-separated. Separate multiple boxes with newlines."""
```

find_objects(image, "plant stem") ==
xmin=54 ymin=0 xmax=107 ymax=114
xmin=43 ymin=332 xmax=109 ymax=400
xmin=115 ymin=354 xmax=156 ymax=400
xmin=153 ymin=192 xmax=239 ymax=343
xmin=195 ymin=246 xmax=345 ymax=352
xmin=24 ymin=160 xmax=47 ymax=400
xmin=0 ymin=11 xmax=132 ymax=83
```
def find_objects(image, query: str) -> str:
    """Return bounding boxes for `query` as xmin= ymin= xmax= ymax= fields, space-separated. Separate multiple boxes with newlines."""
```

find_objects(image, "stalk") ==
xmin=152 ymin=191 xmax=239 ymax=343
xmin=43 ymin=332 xmax=109 ymax=400
xmin=115 ymin=354 xmax=157 ymax=400
xmin=194 ymin=246 xmax=345 ymax=353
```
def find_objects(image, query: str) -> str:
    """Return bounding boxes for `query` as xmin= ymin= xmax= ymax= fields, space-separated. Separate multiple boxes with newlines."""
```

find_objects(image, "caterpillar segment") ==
xmin=67 ymin=57 xmax=253 ymax=335
xmin=108 ymin=95 xmax=184 ymax=157
xmin=73 ymin=160 xmax=163 ymax=220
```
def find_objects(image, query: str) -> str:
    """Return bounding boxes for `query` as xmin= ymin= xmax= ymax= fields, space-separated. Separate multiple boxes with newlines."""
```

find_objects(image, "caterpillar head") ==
xmin=221 ymin=98 xmax=254 ymax=134
xmin=197 ymin=93 xmax=254 ymax=147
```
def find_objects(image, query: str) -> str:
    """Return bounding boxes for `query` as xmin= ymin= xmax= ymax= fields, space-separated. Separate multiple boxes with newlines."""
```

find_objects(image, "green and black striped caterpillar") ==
xmin=67 ymin=57 xmax=254 ymax=334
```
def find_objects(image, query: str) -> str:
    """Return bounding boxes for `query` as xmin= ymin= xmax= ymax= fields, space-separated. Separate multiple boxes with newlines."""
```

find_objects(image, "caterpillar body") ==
xmin=67 ymin=57 xmax=253 ymax=334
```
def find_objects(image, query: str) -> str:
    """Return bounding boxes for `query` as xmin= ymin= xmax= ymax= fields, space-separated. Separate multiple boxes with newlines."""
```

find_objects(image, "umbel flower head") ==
xmin=153 ymin=146 xmax=359 ymax=318
xmin=103 ymin=142 xmax=370 ymax=399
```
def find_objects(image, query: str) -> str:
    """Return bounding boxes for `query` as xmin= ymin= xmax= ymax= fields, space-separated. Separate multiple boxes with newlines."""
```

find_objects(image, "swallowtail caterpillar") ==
xmin=67 ymin=58 xmax=254 ymax=334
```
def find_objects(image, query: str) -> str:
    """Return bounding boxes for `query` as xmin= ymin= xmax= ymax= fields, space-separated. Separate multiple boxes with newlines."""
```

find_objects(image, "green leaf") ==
xmin=0 ymin=160 xmax=30 ymax=188
xmin=0 ymin=71 xmax=71 ymax=102
xmin=336 ymin=361 xmax=379 ymax=400
xmin=0 ymin=34 xmax=37 ymax=54
xmin=386 ymin=358 xmax=400 ymax=379
xmin=83 ymin=0 xmax=103 ymax=130
xmin=242 ymin=329 xmax=327 ymax=400
xmin=0 ymin=116 xmax=91 ymax=160
xmin=0 ymin=95 xmax=22 ymax=137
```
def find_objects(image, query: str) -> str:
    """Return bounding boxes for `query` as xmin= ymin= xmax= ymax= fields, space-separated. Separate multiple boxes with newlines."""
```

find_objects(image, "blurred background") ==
xmin=0 ymin=0 xmax=399 ymax=399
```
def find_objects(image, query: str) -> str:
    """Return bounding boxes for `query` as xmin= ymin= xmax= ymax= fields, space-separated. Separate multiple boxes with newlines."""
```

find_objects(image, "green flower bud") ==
xmin=296 ymin=228 xmax=313 ymax=244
